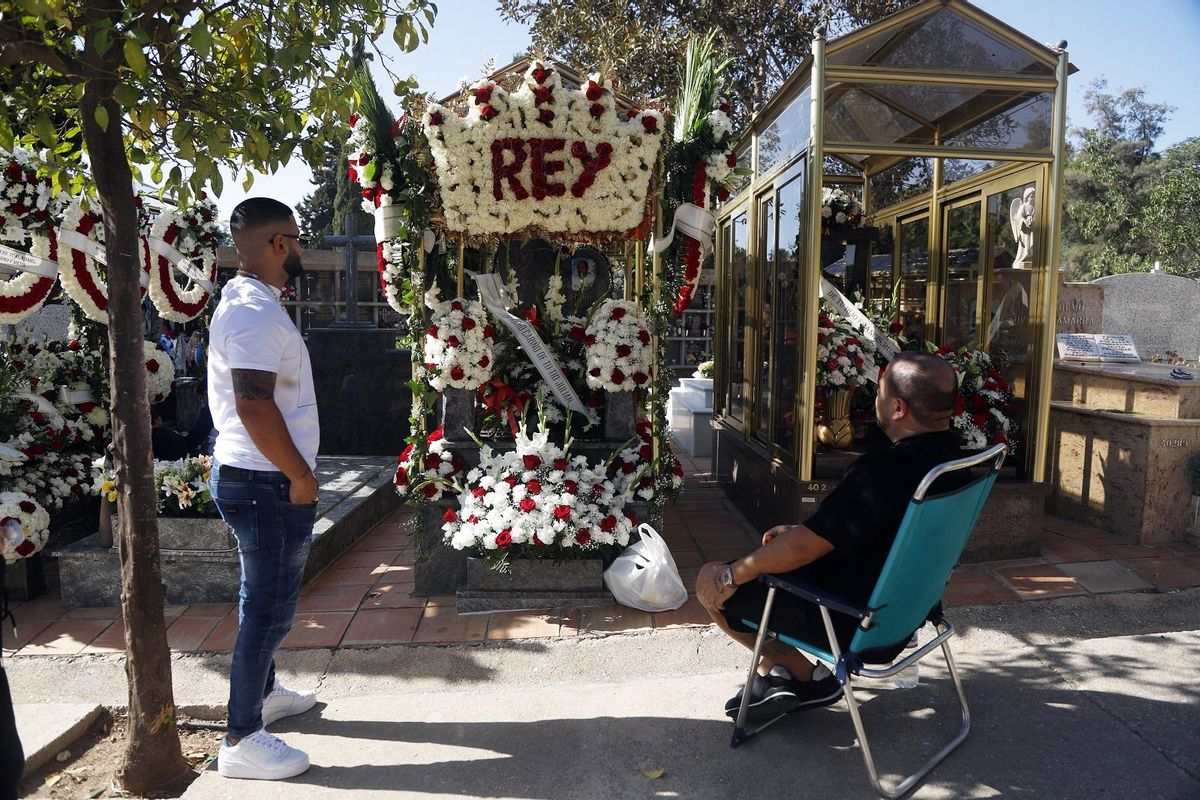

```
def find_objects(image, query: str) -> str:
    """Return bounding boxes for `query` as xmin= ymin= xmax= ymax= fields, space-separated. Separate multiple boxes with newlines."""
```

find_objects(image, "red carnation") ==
xmin=462 ymin=317 xmax=476 ymax=331
xmin=641 ymin=115 xmax=658 ymax=133
xmin=538 ymin=109 xmax=555 ymax=125
xmin=429 ymin=111 xmax=443 ymax=126
xmin=480 ymin=105 xmax=499 ymax=121
xmin=442 ymin=508 xmax=458 ymax=523
xmin=478 ymin=356 xmax=490 ymax=368
xmin=616 ymin=344 xmax=632 ymax=358
xmin=611 ymin=306 xmax=627 ymax=321
xmin=496 ymin=529 xmax=512 ymax=548
xmin=569 ymin=326 xmax=586 ymax=341
xmin=611 ymin=368 xmax=625 ymax=384
xmin=426 ymin=325 xmax=439 ymax=337
xmin=522 ymin=454 xmax=541 ymax=470
xmin=450 ymin=366 xmax=465 ymax=381
xmin=519 ymin=497 xmax=537 ymax=513
xmin=526 ymin=479 xmax=542 ymax=494
xmin=472 ymin=487 xmax=487 ymax=498
xmin=640 ymin=444 xmax=653 ymax=461
xmin=553 ymin=458 xmax=568 ymax=470
xmin=554 ymin=505 xmax=572 ymax=521
xmin=637 ymin=330 xmax=650 ymax=345
xmin=146 ymin=359 xmax=159 ymax=373
xmin=585 ymin=334 xmax=596 ymax=346
xmin=447 ymin=335 xmax=460 ymax=347
xmin=504 ymin=476 xmax=519 ymax=487
xmin=827 ymin=360 xmax=839 ymax=371
xmin=451 ymin=300 xmax=463 ymax=311
xmin=483 ymin=324 xmax=496 ymax=339
xmin=18 ymin=501 xmax=35 ymax=513
xmin=600 ymin=515 xmax=617 ymax=532
xmin=591 ymin=484 xmax=604 ymax=499
xmin=575 ymin=529 xmax=591 ymax=545
xmin=632 ymin=372 xmax=648 ymax=385
xmin=590 ymin=103 xmax=604 ymax=118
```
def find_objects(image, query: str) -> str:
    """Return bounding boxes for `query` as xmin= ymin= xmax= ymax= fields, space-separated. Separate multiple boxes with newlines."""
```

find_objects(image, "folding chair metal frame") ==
xmin=728 ymin=443 xmax=1007 ymax=800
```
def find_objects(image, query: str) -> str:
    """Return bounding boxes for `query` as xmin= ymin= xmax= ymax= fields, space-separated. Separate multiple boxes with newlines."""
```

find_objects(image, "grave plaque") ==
xmin=1095 ymin=334 xmax=1140 ymax=363
xmin=1056 ymin=333 xmax=1102 ymax=362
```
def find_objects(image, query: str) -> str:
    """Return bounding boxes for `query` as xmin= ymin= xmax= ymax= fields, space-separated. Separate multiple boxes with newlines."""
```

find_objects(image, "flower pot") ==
xmin=816 ymin=388 xmax=854 ymax=449
xmin=108 ymin=514 xmax=232 ymax=551
xmin=374 ymin=203 xmax=405 ymax=242
xmin=457 ymin=555 xmax=611 ymax=614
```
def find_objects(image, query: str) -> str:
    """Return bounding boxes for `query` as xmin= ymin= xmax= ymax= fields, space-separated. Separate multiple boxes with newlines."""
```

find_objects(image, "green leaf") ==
xmin=34 ymin=115 xmax=57 ymax=146
xmin=149 ymin=161 xmax=162 ymax=184
xmin=190 ymin=22 xmax=212 ymax=59
xmin=242 ymin=171 xmax=255 ymax=191
xmin=124 ymin=39 xmax=148 ymax=77
xmin=393 ymin=17 xmax=419 ymax=53
xmin=113 ymin=83 xmax=139 ymax=107
xmin=361 ymin=161 xmax=377 ymax=182
xmin=94 ymin=28 xmax=113 ymax=57
xmin=93 ymin=105 xmax=109 ymax=132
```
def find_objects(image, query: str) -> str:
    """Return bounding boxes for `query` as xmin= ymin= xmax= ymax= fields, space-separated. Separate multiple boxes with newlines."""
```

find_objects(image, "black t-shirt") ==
xmin=151 ymin=426 xmax=189 ymax=461
xmin=796 ymin=430 xmax=971 ymax=607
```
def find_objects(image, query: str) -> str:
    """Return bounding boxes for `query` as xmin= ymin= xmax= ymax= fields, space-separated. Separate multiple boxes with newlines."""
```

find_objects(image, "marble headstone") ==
xmin=1055 ymin=281 xmax=1103 ymax=335
xmin=495 ymin=239 xmax=610 ymax=311
xmin=10 ymin=302 xmax=71 ymax=341
xmin=1092 ymin=272 xmax=1200 ymax=361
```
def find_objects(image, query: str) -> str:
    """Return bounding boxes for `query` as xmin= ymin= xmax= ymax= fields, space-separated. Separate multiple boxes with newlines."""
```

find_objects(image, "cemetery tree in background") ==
xmin=1062 ymin=79 xmax=1176 ymax=278
xmin=0 ymin=0 xmax=437 ymax=792
xmin=1141 ymin=137 xmax=1200 ymax=275
xmin=498 ymin=0 xmax=917 ymax=125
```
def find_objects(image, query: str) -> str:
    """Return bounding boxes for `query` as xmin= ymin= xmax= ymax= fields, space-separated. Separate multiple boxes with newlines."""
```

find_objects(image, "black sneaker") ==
xmin=789 ymin=674 xmax=843 ymax=712
xmin=725 ymin=674 xmax=801 ymax=721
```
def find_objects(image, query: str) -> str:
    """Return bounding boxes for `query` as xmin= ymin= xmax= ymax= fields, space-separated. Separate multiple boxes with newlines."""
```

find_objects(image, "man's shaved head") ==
xmin=881 ymin=352 xmax=958 ymax=427
xmin=230 ymin=197 xmax=294 ymax=249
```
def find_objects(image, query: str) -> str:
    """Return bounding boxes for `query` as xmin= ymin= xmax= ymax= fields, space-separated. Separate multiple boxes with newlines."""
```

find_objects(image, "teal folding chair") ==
xmin=731 ymin=443 xmax=1007 ymax=800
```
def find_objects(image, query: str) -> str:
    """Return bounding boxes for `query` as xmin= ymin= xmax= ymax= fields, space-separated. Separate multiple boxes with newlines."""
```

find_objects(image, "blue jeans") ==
xmin=211 ymin=461 xmax=316 ymax=738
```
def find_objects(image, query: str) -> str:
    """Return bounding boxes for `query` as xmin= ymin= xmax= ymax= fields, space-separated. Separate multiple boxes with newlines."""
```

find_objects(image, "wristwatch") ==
xmin=719 ymin=565 xmax=738 ymax=590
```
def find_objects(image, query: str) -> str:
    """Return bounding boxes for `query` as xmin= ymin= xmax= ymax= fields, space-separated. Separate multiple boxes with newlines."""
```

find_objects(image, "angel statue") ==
xmin=1009 ymin=186 xmax=1036 ymax=267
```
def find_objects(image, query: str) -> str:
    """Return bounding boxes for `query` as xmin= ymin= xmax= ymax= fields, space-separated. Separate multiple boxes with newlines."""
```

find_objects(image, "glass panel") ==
xmin=943 ymin=201 xmax=983 ymax=349
xmin=825 ymin=88 xmax=926 ymax=144
xmin=944 ymin=158 xmax=1000 ymax=186
xmin=823 ymin=154 xmax=861 ymax=176
xmin=756 ymin=196 xmax=775 ymax=442
xmin=867 ymin=223 xmax=895 ymax=318
xmin=868 ymin=157 xmax=933 ymax=213
xmin=984 ymin=182 xmax=1037 ymax=470
xmin=874 ymin=7 xmax=1054 ymax=75
xmin=758 ymin=86 xmax=811 ymax=177
xmin=827 ymin=17 xmax=919 ymax=66
xmin=869 ymin=82 xmax=981 ymax=121
xmin=898 ymin=216 xmax=929 ymax=341
xmin=944 ymin=92 xmax=1052 ymax=151
xmin=726 ymin=141 xmax=753 ymax=200
xmin=772 ymin=168 xmax=805 ymax=454
xmin=727 ymin=211 xmax=750 ymax=425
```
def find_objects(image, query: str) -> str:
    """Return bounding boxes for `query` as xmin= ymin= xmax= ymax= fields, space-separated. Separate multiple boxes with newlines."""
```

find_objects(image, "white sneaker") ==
xmin=261 ymin=679 xmax=317 ymax=726
xmin=217 ymin=729 xmax=310 ymax=780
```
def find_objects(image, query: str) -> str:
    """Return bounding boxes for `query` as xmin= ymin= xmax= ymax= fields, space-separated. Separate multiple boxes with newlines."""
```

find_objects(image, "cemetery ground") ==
xmin=7 ymin=450 xmax=1200 ymax=798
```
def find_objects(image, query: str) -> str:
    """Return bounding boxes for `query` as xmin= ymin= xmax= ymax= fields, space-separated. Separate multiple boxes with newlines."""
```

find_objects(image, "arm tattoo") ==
xmin=231 ymin=369 xmax=277 ymax=401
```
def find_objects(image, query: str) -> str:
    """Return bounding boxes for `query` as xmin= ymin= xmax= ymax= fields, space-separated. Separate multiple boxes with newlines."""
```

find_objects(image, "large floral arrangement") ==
xmin=423 ymin=287 xmax=495 ymax=392
xmin=0 ymin=491 xmax=51 ymax=564
xmin=817 ymin=308 xmax=879 ymax=388
xmin=143 ymin=340 xmax=175 ymax=403
xmin=394 ymin=425 xmax=464 ymax=502
xmin=148 ymin=196 xmax=220 ymax=322
xmin=441 ymin=417 xmax=637 ymax=567
xmin=95 ymin=455 xmax=215 ymax=516
xmin=421 ymin=60 xmax=665 ymax=240
xmin=0 ymin=149 xmax=62 ymax=324
xmin=583 ymin=300 xmax=652 ymax=392
xmin=820 ymin=187 xmax=864 ymax=236
xmin=56 ymin=198 xmax=150 ymax=324
xmin=934 ymin=346 xmax=1016 ymax=452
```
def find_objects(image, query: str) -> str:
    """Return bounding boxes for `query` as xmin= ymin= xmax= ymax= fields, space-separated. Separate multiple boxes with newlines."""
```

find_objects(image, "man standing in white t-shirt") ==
xmin=209 ymin=198 xmax=319 ymax=780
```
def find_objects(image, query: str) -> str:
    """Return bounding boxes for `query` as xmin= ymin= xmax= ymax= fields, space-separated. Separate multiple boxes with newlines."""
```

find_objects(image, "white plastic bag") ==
xmin=603 ymin=524 xmax=688 ymax=612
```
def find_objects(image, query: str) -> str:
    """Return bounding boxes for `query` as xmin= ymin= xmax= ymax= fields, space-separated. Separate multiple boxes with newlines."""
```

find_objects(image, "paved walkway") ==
xmin=5 ymin=451 xmax=1200 ymax=657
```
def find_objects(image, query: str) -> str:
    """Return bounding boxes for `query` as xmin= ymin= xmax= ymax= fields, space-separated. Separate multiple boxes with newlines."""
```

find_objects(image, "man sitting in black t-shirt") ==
xmin=696 ymin=351 xmax=970 ymax=721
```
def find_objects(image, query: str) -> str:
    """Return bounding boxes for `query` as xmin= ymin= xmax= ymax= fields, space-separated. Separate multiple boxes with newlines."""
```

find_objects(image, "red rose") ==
xmin=531 ymin=66 xmax=549 ymax=84
xmin=827 ymin=360 xmax=838 ymax=371
xmin=534 ymin=85 xmax=553 ymax=104
xmin=972 ymin=395 xmax=986 ymax=411
xmin=424 ymin=452 xmax=442 ymax=469
xmin=450 ymin=366 xmax=465 ymax=381
xmin=611 ymin=368 xmax=625 ymax=384
xmin=590 ymin=103 xmax=604 ymax=118
xmin=889 ymin=321 xmax=904 ymax=334
xmin=480 ymin=105 xmax=499 ymax=121
xmin=554 ymin=505 xmax=572 ymax=520
xmin=526 ymin=479 xmax=541 ymax=494
xmin=564 ymin=480 xmax=578 ymax=494
xmin=616 ymin=344 xmax=632 ymax=358
xmin=519 ymin=497 xmax=536 ymax=513
xmin=586 ymin=83 xmax=604 ymax=101
xmin=462 ymin=317 xmax=476 ymax=331
xmin=972 ymin=413 xmax=991 ymax=429
xmin=553 ymin=458 xmax=568 ymax=470
xmin=955 ymin=396 xmax=966 ymax=415
xmin=716 ymin=186 xmax=730 ymax=202
xmin=726 ymin=152 xmax=737 ymax=168
xmin=632 ymin=372 xmax=648 ymax=385
xmin=15 ymin=540 xmax=34 ymax=557
xmin=585 ymin=334 xmax=596 ymax=346
xmin=641 ymin=115 xmax=658 ymax=133
xmin=496 ymin=530 xmax=512 ymax=548
xmin=146 ymin=359 xmax=159 ymax=373
xmin=451 ymin=300 xmax=463 ymax=311
xmin=640 ymin=444 xmax=652 ymax=461
xmin=18 ymin=501 xmax=35 ymax=513
xmin=569 ymin=326 xmax=586 ymax=341
xmin=483 ymin=324 xmax=496 ymax=339
xmin=589 ymin=367 xmax=601 ymax=378
xmin=600 ymin=515 xmax=617 ymax=532
xmin=475 ymin=85 xmax=493 ymax=104
xmin=611 ymin=306 xmax=626 ymax=321
xmin=523 ymin=454 xmax=541 ymax=470
xmin=853 ymin=357 xmax=864 ymax=368
xmin=575 ymin=529 xmax=591 ymax=545
xmin=591 ymin=484 xmax=604 ymax=499
xmin=429 ymin=426 xmax=445 ymax=442
xmin=442 ymin=508 xmax=458 ymax=523
xmin=504 ymin=476 xmax=519 ymax=487
xmin=429 ymin=111 xmax=443 ymax=126
xmin=621 ymin=461 xmax=636 ymax=475
xmin=394 ymin=466 xmax=409 ymax=485
xmin=419 ymin=484 xmax=438 ymax=499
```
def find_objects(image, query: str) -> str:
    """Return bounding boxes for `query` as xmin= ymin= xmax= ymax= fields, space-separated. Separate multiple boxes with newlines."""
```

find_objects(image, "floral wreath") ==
xmin=0 ymin=491 xmax=51 ymax=564
xmin=583 ymin=299 xmax=652 ymax=392
xmin=423 ymin=288 xmax=495 ymax=392
xmin=0 ymin=155 xmax=62 ymax=324
xmin=57 ymin=199 xmax=150 ymax=324
xmin=421 ymin=61 xmax=665 ymax=241
xmin=817 ymin=309 xmax=879 ymax=389
xmin=148 ymin=197 xmax=220 ymax=322
xmin=143 ymin=340 xmax=175 ymax=404
xmin=440 ymin=415 xmax=636 ymax=561
xmin=394 ymin=425 xmax=464 ymax=502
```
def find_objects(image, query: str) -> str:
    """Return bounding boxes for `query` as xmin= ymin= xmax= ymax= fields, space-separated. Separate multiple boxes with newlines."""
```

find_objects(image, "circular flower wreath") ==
xmin=143 ymin=340 xmax=175 ymax=403
xmin=148 ymin=198 xmax=220 ymax=322
xmin=0 ymin=157 xmax=60 ymax=324
xmin=0 ymin=491 xmax=51 ymax=564
xmin=394 ymin=425 xmax=464 ymax=502
xmin=423 ymin=289 xmax=495 ymax=392
xmin=57 ymin=199 xmax=150 ymax=324
xmin=583 ymin=299 xmax=652 ymax=392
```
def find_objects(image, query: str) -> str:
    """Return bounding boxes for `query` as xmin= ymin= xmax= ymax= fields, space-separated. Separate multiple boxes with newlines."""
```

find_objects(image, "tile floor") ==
xmin=5 ymin=450 xmax=1199 ymax=657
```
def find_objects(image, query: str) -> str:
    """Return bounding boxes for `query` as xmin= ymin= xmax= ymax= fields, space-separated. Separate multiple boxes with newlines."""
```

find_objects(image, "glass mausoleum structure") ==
xmin=712 ymin=0 xmax=1075 ymax=531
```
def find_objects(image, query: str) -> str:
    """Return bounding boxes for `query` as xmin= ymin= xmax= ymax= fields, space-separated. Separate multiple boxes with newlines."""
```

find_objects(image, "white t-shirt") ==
xmin=208 ymin=276 xmax=319 ymax=472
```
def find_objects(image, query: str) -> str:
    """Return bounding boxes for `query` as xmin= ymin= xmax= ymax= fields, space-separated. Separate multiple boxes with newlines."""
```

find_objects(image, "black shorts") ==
xmin=720 ymin=578 xmax=907 ymax=665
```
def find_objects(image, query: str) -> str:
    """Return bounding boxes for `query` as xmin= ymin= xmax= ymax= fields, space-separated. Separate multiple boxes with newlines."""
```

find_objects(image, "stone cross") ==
xmin=324 ymin=212 xmax=377 ymax=327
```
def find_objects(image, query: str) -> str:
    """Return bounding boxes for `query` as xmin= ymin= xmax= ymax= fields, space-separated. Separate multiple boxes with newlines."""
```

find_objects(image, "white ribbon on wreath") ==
xmin=56 ymin=200 xmax=150 ymax=324
xmin=0 ymin=228 xmax=59 ymax=324
xmin=147 ymin=210 xmax=217 ymax=322
xmin=649 ymin=202 xmax=716 ymax=261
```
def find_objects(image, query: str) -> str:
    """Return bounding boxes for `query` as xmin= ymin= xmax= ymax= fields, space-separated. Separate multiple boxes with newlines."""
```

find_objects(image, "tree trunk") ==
xmin=79 ymin=87 xmax=189 ymax=792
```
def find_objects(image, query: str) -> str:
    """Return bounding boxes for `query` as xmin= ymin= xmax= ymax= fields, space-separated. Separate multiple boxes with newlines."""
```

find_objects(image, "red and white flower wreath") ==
xmin=423 ymin=289 xmax=495 ymax=392
xmin=583 ymin=300 xmax=652 ymax=392
xmin=0 ymin=159 xmax=60 ymax=324
xmin=56 ymin=200 xmax=150 ymax=324
xmin=148 ymin=199 xmax=220 ymax=322
xmin=143 ymin=340 xmax=175 ymax=404
xmin=0 ymin=491 xmax=51 ymax=564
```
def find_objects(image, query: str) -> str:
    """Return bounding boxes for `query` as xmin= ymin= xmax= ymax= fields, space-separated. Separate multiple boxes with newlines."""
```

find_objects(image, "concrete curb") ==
xmin=14 ymin=702 xmax=103 ymax=774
